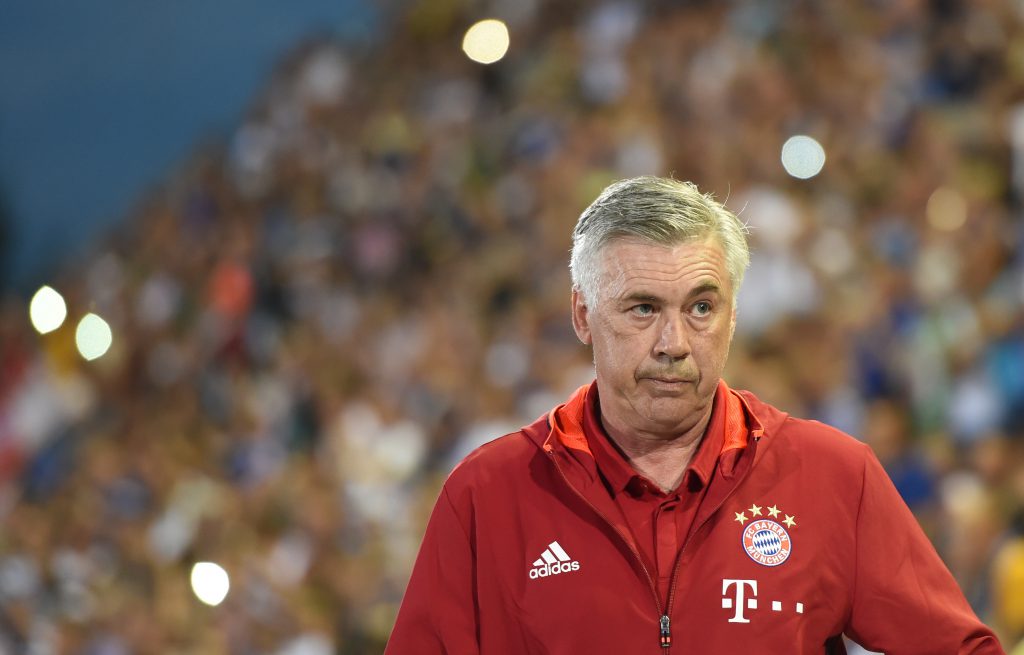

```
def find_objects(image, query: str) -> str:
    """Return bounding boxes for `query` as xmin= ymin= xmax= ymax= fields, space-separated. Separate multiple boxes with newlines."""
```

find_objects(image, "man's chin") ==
xmin=636 ymin=390 xmax=714 ymax=428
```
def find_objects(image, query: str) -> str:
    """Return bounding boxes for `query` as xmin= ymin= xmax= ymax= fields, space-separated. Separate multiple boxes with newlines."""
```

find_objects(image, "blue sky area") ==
xmin=0 ymin=0 xmax=376 ymax=293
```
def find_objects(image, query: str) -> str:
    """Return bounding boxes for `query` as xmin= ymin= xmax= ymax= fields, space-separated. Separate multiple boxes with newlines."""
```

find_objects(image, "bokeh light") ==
xmin=780 ymin=135 xmax=826 ymax=179
xmin=190 ymin=562 xmax=230 ymax=606
xmin=926 ymin=186 xmax=967 ymax=231
xmin=462 ymin=19 xmax=510 ymax=65
xmin=29 ymin=286 xmax=67 ymax=334
xmin=75 ymin=313 xmax=113 ymax=361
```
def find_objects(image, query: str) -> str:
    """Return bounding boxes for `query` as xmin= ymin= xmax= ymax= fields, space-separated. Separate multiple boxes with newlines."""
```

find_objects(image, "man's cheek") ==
xmin=605 ymin=319 xmax=640 ymax=337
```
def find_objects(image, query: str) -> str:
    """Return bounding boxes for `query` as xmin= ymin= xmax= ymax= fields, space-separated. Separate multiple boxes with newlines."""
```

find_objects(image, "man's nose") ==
xmin=655 ymin=312 xmax=691 ymax=360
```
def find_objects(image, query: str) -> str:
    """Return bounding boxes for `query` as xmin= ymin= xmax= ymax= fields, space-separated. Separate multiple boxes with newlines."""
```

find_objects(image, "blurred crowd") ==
xmin=2 ymin=0 xmax=1024 ymax=652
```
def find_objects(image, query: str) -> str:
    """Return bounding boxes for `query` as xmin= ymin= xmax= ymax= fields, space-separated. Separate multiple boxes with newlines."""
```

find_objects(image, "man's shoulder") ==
xmin=738 ymin=388 xmax=872 ymax=465
xmin=444 ymin=413 xmax=549 ymax=494
xmin=455 ymin=426 xmax=539 ymax=472
xmin=777 ymin=414 xmax=871 ymax=460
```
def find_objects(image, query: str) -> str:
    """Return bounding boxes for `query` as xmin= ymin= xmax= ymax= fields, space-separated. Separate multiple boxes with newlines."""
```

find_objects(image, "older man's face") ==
xmin=572 ymin=236 xmax=736 ymax=440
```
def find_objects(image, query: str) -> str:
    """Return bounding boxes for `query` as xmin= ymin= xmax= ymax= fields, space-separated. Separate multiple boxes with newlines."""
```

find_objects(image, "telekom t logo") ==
xmin=722 ymin=578 xmax=805 ymax=623
xmin=722 ymin=579 xmax=758 ymax=623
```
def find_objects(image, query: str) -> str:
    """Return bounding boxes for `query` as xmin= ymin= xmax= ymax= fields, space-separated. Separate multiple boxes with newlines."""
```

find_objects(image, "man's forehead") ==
xmin=615 ymin=280 xmax=724 ymax=299
xmin=598 ymin=236 xmax=727 ymax=274
xmin=596 ymin=236 xmax=730 ymax=300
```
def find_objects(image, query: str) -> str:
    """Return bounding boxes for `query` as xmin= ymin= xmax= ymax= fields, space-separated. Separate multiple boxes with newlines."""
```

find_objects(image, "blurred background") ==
xmin=1 ymin=0 xmax=1023 ymax=653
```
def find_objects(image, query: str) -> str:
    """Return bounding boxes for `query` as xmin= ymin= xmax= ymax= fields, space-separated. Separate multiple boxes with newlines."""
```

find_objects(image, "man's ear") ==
xmin=571 ymin=289 xmax=593 ymax=345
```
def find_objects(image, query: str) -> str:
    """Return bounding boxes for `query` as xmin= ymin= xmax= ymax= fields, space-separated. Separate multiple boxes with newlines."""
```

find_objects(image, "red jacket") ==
xmin=385 ymin=383 xmax=1003 ymax=654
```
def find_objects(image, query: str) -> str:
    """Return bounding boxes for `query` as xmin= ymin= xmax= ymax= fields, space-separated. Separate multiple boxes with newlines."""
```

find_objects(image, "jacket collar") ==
xmin=525 ymin=379 xmax=775 ymax=554
xmin=580 ymin=381 xmax=748 ymax=494
xmin=530 ymin=379 xmax=773 ymax=484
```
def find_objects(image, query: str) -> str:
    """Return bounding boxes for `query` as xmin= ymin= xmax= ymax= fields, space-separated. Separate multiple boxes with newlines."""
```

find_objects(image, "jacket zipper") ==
xmin=663 ymin=466 xmax=752 ymax=640
xmin=663 ymin=434 xmax=760 ymax=644
xmin=547 ymin=451 xmax=669 ymax=651
xmin=547 ymin=434 xmax=758 ymax=652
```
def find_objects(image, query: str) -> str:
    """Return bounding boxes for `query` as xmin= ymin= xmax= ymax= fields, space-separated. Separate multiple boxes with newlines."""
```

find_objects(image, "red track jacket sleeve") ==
xmin=845 ymin=449 xmax=1001 ymax=653
xmin=385 ymin=486 xmax=479 ymax=654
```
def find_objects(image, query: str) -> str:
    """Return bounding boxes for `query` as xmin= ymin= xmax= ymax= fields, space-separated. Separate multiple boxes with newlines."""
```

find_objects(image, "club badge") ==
xmin=734 ymin=503 xmax=796 ymax=567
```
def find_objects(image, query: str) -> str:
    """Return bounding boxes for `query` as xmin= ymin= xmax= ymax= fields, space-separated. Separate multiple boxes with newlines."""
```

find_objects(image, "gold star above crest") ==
xmin=734 ymin=511 xmax=748 ymax=525
xmin=783 ymin=514 xmax=797 ymax=528
xmin=748 ymin=503 xmax=763 ymax=517
xmin=767 ymin=505 xmax=781 ymax=518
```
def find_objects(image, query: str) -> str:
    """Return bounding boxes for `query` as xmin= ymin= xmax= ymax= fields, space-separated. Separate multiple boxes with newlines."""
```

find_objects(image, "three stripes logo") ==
xmin=528 ymin=541 xmax=581 ymax=579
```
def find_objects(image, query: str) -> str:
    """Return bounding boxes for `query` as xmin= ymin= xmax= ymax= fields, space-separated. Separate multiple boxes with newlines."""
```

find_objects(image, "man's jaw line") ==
xmin=598 ymin=378 xmax=714 ymax=450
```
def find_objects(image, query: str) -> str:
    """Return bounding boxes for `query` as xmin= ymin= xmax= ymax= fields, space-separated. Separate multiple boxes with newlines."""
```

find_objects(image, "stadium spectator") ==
xmin=0 ymin=1 xmax=1023 ymax=652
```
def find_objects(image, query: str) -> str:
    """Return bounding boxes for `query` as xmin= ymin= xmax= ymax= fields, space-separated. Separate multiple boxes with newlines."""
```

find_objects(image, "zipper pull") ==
xmin=659 ymin=614 xmax=671 ymax=648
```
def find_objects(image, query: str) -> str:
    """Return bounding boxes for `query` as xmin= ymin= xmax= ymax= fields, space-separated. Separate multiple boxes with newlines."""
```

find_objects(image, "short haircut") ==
xmin=569 ymin=176 xmax=750 ymax=307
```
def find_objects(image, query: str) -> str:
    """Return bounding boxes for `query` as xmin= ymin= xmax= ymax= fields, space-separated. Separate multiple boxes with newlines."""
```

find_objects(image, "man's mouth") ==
xmin=645 ymin=376 xmax=695 ymax=384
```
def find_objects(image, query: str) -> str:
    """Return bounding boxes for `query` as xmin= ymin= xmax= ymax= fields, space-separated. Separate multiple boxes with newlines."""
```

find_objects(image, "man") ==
xmin=385 ymin=177 xmax=1003 ymax=653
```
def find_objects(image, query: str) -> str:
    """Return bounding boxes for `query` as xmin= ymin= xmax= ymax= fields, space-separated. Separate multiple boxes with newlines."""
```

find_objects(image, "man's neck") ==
xmin=601 ymin=409 xmax=714 ymax=493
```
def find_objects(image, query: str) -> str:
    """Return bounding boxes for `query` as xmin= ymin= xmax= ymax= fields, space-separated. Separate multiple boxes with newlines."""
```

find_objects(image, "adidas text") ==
xmin=528 ymin=561 xmax=581 ymax=579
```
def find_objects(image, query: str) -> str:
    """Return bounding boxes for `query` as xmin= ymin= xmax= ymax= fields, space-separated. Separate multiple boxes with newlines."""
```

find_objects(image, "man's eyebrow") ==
xmin=618 ymin=291 xmax=662 ymax=304
xmin=687 ymin=282 xmax=722 ymax=298
xmin=616 ymin=282 xmax=722 ymax=304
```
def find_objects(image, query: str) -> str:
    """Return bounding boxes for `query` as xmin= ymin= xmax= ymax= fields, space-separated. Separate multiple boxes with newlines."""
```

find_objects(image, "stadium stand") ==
xmin=1 ymin=1 xmax=1024 ymax=652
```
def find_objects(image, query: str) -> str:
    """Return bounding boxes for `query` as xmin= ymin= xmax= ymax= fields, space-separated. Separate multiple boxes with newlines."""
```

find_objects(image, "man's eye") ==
xmin=631 ymin=304 xmax=655 ymax=317
xmin=693 ymin=301 xmax=712 ymax=316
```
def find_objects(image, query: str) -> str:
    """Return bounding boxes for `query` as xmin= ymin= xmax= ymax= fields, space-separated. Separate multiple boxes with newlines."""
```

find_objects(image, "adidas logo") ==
xmin=528 ymin=541 xmax=581 ymax=579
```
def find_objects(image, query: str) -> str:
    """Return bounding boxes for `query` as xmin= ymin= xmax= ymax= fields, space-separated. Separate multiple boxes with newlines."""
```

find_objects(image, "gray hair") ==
xmin=569 ymin=176 xmax=750 ymax=307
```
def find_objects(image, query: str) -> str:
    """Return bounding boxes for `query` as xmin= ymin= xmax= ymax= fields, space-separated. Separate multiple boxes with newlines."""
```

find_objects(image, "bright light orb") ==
xmin=190 ymin=562 xmax=230 ymax=606
xmin=75 ymin=313 xmax=113 ymax=361
xmin=781 ymin=135 xmax=826 ymax=179
xmin=29 ymin=286 xmax=68 ymax=334
xmin=926 ymin=187 xmax=967 ymax=231
xmin=462 ymin=19 xmax=510 ymax=65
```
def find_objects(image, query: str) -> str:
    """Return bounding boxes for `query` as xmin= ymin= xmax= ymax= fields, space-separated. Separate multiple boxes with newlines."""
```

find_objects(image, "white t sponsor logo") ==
xmin=721 ymin=578 xmax=805 ymax=622
xmin=721 ymin=579 xmax=757 ymax=623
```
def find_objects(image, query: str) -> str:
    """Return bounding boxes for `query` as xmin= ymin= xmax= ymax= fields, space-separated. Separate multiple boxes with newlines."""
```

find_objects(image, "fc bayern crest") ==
xmin=742 ymin=520 xmax=792 ymax=567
